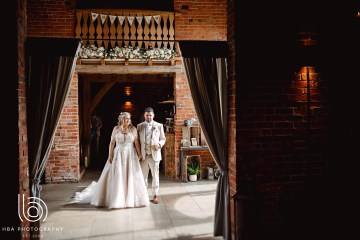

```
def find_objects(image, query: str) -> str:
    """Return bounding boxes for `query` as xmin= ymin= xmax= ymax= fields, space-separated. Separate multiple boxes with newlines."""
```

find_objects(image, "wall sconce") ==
xmin=124 ymin=86 xmax=132 ymax=96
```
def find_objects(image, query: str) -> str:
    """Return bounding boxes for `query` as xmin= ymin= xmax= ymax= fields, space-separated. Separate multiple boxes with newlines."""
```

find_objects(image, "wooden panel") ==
xmin=182 ymin=126 xmax=200 ymax=147
xmin=162 ymin=133 xmax=175 ymax=178
xmin=76 ymin=64 xmax=183 ymax=74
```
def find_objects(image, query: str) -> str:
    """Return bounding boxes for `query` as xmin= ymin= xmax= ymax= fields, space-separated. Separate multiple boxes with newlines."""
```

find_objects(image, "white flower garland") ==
xmin=78 ymin=45 xmax=177 ymax=60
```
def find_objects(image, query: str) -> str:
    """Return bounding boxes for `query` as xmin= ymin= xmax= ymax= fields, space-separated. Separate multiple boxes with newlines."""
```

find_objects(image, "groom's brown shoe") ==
xmin=153 ymin=195 xmax=159 ymax=204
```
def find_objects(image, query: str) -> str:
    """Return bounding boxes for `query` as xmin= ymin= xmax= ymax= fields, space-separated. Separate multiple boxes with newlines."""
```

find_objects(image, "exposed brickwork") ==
xmin=236 ymin=67 xmax=329 ymax=236
xmin=174 ymin=72 xmax=198 ymax=176
xmin=173 ymin=72 xmax=216 ymax=179
xmin=27 ymin=0 xmax=76 ymax=37
xmin=18 ymin=0 xmax=30 ymax=237
xmin=174 ymin=0 xmax=227 ymax=40
xmin=45 ymin=73 xmax=80 ymax=183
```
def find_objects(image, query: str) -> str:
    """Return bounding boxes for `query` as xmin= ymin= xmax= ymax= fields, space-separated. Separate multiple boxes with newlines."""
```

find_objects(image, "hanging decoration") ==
xmin=109 ymin=15 xmax=116 ymax=25
xmin=89 ymin=12 xmax=164 ymax=26
xmin=91 ymin=13 xmax=99 ymax=22
xmin=153 ymin=15 xmax=161 ymax=25
xmin=144 ymin=16 xmax=152 ymax=26
xmin=127 ymin=16 xmax=135 ymax=26
xmin=118 ymin=16 xmax=126 ymax=26
xmin=136 ymin=16 xmax=143 ymax=25
xmin=100 ymin=14 xmax=107 ymax=24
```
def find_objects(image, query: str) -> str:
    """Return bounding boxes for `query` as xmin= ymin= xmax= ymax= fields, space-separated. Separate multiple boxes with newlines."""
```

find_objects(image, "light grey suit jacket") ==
xmin=137 ymin=121 xmax=166 ymax=161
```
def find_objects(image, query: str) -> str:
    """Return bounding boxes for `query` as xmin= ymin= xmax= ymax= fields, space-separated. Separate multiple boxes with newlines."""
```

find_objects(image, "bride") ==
xmin=73 ymin=112 xmax=150 ymax=208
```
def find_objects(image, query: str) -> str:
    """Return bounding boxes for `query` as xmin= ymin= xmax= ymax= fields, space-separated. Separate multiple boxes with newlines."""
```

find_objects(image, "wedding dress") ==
xmin=72 ymin=131 xmax=150 ymax=208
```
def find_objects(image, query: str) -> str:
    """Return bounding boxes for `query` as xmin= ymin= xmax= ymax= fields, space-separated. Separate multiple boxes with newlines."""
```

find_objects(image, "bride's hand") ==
xmin=108 ymin=158 xmax=113 ymax=164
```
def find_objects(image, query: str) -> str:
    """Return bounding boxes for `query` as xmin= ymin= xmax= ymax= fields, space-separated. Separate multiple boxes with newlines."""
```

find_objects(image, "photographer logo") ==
xmin=18 ymin=194 xmax=48 ymax=222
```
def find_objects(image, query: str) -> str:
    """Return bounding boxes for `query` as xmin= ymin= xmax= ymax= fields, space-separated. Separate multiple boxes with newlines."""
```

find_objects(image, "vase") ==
xmin=189 ymin=174 xmax=198 ymax=182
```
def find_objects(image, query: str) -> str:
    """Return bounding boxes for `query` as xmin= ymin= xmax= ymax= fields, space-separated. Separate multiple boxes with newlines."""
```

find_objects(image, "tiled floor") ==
xmin=40 ymin=170 xmax=224 ymax=240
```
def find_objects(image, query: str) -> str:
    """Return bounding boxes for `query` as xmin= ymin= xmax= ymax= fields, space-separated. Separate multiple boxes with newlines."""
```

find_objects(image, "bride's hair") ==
xmin=118 ymin=112 xmax=134 ymax=134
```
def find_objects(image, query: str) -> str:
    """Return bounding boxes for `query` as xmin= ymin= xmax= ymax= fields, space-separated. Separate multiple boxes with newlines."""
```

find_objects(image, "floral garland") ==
xmin=78 ymin=45 xmax=177 ymax=60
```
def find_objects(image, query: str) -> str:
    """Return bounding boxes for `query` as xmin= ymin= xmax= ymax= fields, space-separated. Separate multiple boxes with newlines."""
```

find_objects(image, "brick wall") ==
xmin=45 ymin=73 xmax=80 ymax=183
xmin=18 ymin=0 xmax=30 ymax=237
xmin=173 ymin=72 xmax=217 ymax=178
xmin=174 ymin=0 xmax=227 ymax=40
xmin=232 ymin=1 xmax=332 ymax=238
xmin=27 ymin=0 xmax=76 ymax=37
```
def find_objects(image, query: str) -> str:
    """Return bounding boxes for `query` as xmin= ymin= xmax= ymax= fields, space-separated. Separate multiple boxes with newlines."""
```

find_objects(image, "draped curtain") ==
xmin=26 ymin=37 xmax=80 ymax=236
xmin=179 ymin=41 xmax=230 ymax=239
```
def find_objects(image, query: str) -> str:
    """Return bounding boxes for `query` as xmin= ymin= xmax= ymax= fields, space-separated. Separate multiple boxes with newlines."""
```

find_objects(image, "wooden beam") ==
xmin=83 ymin=74 xmax=171 ymax=83
xmin=89 ymin=82 xmax=116 ymax=114
xmin=76 ymin=65 xmax=183 ymax=74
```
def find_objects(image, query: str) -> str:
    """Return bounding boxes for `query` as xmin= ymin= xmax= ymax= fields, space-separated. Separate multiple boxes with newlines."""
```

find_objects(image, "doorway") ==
xmin=78 ymin=73 xmax=174 ymax=175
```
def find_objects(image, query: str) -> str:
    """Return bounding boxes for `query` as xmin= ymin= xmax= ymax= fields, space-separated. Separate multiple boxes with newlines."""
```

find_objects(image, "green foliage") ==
xmin=187 ymin=161 xmax=200 ymax=176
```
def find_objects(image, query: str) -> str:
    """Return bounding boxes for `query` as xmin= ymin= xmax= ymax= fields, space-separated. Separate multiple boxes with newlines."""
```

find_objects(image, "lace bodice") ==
xmin=113 ymin=132 xmax=135 ymax=147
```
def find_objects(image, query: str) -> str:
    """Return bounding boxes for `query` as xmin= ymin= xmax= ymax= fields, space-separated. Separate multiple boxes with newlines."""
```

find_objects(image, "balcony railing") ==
xmin=76 ymin=10 xmax=175 ymax=50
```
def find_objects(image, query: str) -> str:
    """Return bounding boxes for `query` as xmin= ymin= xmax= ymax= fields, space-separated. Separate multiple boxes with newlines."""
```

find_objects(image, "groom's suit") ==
xmin=137 ymin=121 xmax=166 ymax=196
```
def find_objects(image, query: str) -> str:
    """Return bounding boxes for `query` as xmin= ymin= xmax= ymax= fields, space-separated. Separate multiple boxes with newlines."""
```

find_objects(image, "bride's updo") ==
xmin=118 ymin=112 xmax=134 ymax=133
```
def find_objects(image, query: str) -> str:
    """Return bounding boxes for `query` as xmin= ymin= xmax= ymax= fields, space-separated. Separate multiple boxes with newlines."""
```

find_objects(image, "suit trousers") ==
xmin=141 ymin=155 xmax=160 ymax=196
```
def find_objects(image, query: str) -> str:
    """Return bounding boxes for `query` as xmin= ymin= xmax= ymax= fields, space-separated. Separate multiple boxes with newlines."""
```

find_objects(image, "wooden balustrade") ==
xmin=76 ymin=10 xmax=175 ymax=50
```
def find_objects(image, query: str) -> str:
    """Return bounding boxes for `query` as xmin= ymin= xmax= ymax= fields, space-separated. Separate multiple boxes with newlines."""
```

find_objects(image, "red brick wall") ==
xmin=18 ymin=0 xmax=31 ymax=237
xmin=27 ymin=0 xmax=227 ymax=40
xmin=27 ymin=0 xmax=76 ymax=37
xmin=174 ymin=0 xmax=227 ymax=40
xmin=231 ymin=2 xmax=332 ymax=238
xmin=45 ymin=73 xmax=80 ymax=183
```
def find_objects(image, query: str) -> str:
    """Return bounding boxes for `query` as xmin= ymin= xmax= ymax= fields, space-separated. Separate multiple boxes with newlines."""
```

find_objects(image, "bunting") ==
xmin=88 ymin=12 xmax=165 ymax=27
xmin=100 ymin=14 xmax=107 ymax=24
xmin=127 ymin=16 xmax=135 ymax=26
xmin=118 ymin=16 xmax=126 ymax=26
xmin=153 ymin=15 xmax=161 ymax=25
xmin=91 ymin=13 xmax=99 ymax=22
xmin=136 ymin=16 xmax=143 ymax=25
xmin=144 ymin=16 xmax=152 ymax=25
xmin=109 ymin=15 xmax=116 ymax=24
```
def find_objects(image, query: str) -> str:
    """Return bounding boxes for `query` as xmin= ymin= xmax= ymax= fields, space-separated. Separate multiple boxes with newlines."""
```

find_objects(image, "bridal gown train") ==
xmin=73 ymin=131 xmax=150 ymax=209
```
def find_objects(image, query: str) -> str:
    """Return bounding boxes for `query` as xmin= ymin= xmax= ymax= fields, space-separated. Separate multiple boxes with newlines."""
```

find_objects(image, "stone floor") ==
xmin=39 ymin=170 xmax=224 ymax=240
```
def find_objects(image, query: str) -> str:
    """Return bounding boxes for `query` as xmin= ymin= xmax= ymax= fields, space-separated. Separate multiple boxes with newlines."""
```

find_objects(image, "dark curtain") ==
xmin=179 ymin=41 xmax=230 ymax=239
xmin=26 ymin=37 xmax=80 ymax=236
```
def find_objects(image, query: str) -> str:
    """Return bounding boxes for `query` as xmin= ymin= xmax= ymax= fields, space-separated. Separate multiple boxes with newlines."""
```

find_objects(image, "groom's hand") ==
xmin=151 ymin=143 xmax=160 ymax=151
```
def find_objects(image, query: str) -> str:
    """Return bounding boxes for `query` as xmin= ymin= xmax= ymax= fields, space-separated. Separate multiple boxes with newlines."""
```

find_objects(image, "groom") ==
xmin=137 ymin=107 xmax=166 ymax=204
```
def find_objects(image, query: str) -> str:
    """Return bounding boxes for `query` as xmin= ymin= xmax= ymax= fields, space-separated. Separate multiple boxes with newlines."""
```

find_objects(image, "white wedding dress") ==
xmin=72 ymin=131 xmax=150 ymax=209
